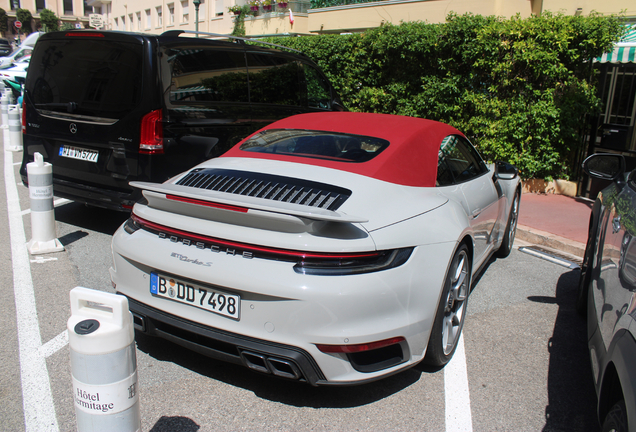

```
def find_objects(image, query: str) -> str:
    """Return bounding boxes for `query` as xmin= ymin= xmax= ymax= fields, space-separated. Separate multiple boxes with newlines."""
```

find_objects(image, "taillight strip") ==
xmin=131 ymin=213 xmax=380 ymax=260
xmin=166 ymin=194 xmax=248 ymax=213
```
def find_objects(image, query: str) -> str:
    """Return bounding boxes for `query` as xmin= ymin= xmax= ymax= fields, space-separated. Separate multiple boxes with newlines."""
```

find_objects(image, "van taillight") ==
xmin=140 ymin=109 xmax=163 ymax=154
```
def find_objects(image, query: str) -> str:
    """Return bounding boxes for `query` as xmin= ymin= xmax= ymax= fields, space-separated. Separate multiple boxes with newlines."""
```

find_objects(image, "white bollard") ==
xmin=68 ymin=287 xmax=141 ymax=432
xmin=26 ymin=152 xmax=64 ymax=254
xmin=4 ymin=87 xmax=13 ymax=105
xmin=7 ymin=105 xmax=22 ymax=152
xmin=1 ymin=93 xmax=8 ymax=128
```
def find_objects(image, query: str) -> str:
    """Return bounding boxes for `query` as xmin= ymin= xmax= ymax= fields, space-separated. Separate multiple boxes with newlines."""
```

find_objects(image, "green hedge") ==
xmin=265 ymin=12 xmax=625 ymax=179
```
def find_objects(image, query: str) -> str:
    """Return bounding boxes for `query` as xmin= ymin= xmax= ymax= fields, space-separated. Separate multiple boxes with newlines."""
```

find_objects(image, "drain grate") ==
xmin=518 ymin=246 xmax=581 ymax=269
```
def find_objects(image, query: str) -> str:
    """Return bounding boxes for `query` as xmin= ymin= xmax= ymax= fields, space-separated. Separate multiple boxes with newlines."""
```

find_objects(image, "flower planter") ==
xmin=250 ymin=6 xmax=259 ymax=11
xmin=277 ymin=2 xmax=287 ymax=8
xmin=263 ymin=5 xmax=272 ymax=11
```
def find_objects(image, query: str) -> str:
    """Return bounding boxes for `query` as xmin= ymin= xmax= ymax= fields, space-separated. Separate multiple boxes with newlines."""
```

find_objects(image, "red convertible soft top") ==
xmin=221 ymin=112 xmax=462 ymax=187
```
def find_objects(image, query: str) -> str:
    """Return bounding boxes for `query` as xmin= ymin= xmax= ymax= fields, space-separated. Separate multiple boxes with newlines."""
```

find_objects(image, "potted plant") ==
xmin=262 ymin=0 xmax=273 ymax=11
xmin=249 ymin=0 xmax=261 ymax=11
xmin=228 ymin=5 xmax=243 ymax=15
xmin=277 ymin=1 xmax=287 ymax=8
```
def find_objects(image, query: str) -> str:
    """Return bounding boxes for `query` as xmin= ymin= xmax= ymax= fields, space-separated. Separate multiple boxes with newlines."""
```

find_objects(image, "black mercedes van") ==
xmin=20 ymin=30 xmax=345 ymax=211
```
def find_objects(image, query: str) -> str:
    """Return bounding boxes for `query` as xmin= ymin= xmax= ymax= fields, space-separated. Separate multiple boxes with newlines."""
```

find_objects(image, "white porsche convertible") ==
xmin=111 ymin=112 xmax=521 ymax=385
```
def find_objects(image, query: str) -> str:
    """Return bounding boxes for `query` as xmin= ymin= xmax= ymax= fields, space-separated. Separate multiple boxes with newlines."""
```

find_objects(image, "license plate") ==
xmin=150 ymin=272 xmax=240 ymax=320
xmin=58 ymin=145 xmax=99 ymax=163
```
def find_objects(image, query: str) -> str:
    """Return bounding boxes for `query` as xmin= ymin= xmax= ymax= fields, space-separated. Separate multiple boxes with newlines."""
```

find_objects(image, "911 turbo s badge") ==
xmin=170 ymin=252 xmax=212 ymax=267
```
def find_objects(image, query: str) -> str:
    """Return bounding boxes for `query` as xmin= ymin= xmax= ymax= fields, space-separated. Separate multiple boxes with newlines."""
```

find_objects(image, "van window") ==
xmin=246 ymin=52 xmax=301 ymax=106
xmin=27 ymin=39 xmax=143 ymax=120
xmin=302 ymin=63 xmax=332 ymax=110
xmin=166 ymin=47 xmax=249 ymax=103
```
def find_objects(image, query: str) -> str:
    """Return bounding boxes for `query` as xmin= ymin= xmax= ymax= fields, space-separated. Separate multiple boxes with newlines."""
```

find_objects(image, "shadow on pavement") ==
xmin=528 ymin=269 xmax=599 ymax=432
xmin=54 ymin=201 xmax=129 ymax=235
xmin=150 ymin=416 xmax=200 ymax=432
xmin=135 ymin=331 xmax=424 ymax=408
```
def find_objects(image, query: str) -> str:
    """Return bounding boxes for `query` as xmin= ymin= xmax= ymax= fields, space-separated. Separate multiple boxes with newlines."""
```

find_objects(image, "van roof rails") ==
xmin=160 ymin=30 xmax=304 ymax=55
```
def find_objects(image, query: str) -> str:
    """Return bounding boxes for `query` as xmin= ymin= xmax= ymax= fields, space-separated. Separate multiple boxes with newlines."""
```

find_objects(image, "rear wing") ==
xmin=130 ymin=181 xmax=368 ymax=223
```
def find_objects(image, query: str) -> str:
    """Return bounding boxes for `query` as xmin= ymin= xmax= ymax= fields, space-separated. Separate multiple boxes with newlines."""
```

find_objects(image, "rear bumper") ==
xmin=21 ymin=174 xmax=139 ymax=211
xmin=123 ymin=296 xmax=330 ymax=385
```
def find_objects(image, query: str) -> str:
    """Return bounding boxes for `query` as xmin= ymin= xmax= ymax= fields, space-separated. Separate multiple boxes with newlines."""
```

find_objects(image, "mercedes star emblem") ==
xmin=69 ymin=123 xmax=77 ymax=134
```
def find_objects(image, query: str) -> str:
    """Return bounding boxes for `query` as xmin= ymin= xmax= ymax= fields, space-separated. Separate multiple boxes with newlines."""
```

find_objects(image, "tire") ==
xmin=496 ymin=190 xmax=520 ymax=258
xmin=576 ymin=211 xmax=599 ymax=318
xmin=424 ymin=244 xmax=471 ymax=367
xmin=576 ymin=241 xmax=594 ymax=317
xmin=602 ymin=400 xmax=628 ymax=432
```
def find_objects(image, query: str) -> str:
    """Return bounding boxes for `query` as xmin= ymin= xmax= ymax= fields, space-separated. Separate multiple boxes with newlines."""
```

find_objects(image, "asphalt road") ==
xmin=1 ymin=142 xmax=599 ymax=432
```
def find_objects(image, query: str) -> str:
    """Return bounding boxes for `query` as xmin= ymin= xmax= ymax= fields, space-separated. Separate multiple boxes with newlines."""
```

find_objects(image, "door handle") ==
xmin=613 ymin=216 xmax=621 ymax=234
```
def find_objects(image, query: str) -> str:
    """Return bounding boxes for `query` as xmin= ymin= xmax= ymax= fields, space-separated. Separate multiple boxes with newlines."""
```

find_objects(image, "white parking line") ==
xmin=444 ymin=334 xmax=473 ymax=432
xmin=4 ymin=139 xmax=60 ymax=432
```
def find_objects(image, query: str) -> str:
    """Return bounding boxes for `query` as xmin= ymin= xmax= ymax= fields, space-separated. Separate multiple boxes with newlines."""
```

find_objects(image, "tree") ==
xmin=15 ymin=8 xmax=33 ymax=34
xmin=0 ymin=8 xmax=8 ymax=34
xmin=39 ymin=8 xmax=59 ymax=32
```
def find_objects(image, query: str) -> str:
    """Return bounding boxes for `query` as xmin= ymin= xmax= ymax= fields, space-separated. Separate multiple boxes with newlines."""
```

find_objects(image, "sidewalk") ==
xmin=516 ymin=192 xmax=592 ymax=259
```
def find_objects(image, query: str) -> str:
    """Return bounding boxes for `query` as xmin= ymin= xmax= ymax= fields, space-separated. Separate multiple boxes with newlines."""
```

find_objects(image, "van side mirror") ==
xmin=582 ymin=153 xmax=626 ymax=182
xmin=495 ymin=161 xmax=518 ymax=180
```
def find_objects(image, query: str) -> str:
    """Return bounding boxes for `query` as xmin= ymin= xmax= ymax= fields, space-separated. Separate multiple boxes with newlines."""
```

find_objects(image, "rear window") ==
xmin=26 ymin=39 xmax=143 ymax=120
xmin=239 ymin=129 xmax=389 ymax=162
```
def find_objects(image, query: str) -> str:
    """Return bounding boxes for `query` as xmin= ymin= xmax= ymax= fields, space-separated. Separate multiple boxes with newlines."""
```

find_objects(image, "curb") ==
xmin=516 ymin=224 xmax=586 ymax=258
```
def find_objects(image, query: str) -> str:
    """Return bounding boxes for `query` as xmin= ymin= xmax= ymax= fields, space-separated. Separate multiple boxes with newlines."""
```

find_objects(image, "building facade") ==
xmin=0 ymin=0 xmax=92 ymax=39
xmin=1 ymin=0 xmax=634 ymax=38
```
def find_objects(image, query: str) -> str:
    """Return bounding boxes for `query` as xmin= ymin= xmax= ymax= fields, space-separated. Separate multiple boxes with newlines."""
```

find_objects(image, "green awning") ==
xmin=596 ymin=44 xmax=636 ymax=63
xmin=595 ymin=23 xmax=636 ymax=63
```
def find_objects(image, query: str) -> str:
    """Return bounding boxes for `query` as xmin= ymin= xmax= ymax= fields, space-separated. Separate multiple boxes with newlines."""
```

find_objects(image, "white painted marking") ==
xmin=13 ymin=161 xmax=21 ymax=166
xmin=39 ymin=331 xmax=69 ymax=359
xmin=5 ymin=135 xmax=60 ymax=431
xmin=30 ymin=256 xmax=59 ymax=263
xmin=444 ymin=334 xmax=473 ymax=432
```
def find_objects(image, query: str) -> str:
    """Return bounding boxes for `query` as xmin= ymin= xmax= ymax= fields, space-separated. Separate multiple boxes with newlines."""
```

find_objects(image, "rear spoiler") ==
xmin=130 ymin=181 xmax=368 ymax=223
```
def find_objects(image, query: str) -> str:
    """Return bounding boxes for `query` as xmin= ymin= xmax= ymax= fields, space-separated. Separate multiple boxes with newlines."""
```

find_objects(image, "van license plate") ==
xmin=150 ymin=272 xmax=240 ymax=320
xmin=59 ymin=146 xmax=99 ymax=163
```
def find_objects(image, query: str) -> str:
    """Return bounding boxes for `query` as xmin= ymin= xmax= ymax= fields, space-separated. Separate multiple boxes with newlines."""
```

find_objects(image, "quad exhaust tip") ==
xmin=240 ymin=350 xmax=302 ymax=380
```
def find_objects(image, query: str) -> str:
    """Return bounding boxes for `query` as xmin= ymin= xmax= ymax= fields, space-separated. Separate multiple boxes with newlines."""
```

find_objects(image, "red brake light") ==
xmin=140 ymin=109 xmax=163 ymax=154
xmin=65 ymin=32 xmax=104 ymax=37
xmin=166 ymin=194 xmax=249 ymax=213
xmin=316 ymin=337 xmax=406 ymax=354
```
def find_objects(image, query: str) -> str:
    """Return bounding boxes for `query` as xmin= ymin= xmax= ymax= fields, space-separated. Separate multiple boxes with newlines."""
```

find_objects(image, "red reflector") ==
xmin=65 ymin=32 xmax=104 ymax=37
xmin=316 ymin=337 xmax=405 ymax=354
xmin=166 ymin=194 xmax=248 ymax=213
xmin=140 ymin=109 xmax=163 ymax=154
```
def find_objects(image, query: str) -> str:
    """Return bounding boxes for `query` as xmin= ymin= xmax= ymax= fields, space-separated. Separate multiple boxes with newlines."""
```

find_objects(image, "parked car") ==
xmin=0 ymin=38 xmax=12 ymax=56
xmin=578 ymin=153 xmax=636 ymax=432
xmin=0 ymin=45 xmax=33 ymax=68
xmin=0 ymin=56 xmax=29 ymax=83
xmin=20 ymin=30 xmax=346 ymax=211
xmin=110 ymin=111 xmax=521 ymax=385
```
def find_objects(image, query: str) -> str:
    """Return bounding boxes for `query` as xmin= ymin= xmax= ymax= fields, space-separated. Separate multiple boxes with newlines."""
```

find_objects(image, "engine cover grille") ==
xmin=175 ymin=168 xmax=351 ymax=211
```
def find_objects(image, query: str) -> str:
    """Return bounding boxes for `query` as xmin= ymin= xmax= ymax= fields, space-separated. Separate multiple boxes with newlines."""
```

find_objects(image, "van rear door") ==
xmin=21 ymin=31 xmax=152 ymax=209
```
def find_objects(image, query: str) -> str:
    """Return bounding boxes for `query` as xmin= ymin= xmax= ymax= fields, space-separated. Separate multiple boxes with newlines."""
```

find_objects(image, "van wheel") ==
xmin=602 ymin=400 xmax=628 ymax=432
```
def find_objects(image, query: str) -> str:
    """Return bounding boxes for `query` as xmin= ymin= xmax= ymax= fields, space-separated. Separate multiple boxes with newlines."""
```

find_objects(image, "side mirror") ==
xmin=582 ymin=153 xmax=625 ymax=182
xmin=495 ymin=161 xmax=519 ymax=180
